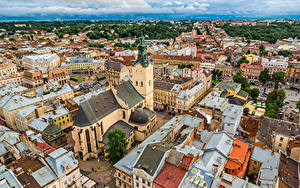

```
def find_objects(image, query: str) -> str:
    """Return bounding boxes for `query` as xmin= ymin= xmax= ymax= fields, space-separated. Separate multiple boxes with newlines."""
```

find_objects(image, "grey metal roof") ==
xmin=70 ymin=56 xmax=93 ymax=63
xmin=114 ymin=115 xmax=203 ymax=176
xmin=115 ymin=81 xmax=144 ymax=108
xmin=102 ymin=120 xmax=134 ymax=145
xmin=107 ymin=60 xmax=124 ymax=72
xmin=133 ymin=142 xmax=173 ymax=177
xmin=74 ymin=90 xmax=121 ymax=127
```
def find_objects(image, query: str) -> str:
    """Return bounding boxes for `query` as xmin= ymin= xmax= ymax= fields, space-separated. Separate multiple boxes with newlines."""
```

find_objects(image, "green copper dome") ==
xmin=43 ymin=121 xmax=62 ymax=136
xmin=132 ymin=35 xmax=152 ymax=68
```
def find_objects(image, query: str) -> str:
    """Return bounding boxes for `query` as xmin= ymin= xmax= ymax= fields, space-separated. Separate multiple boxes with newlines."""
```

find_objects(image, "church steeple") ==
xmin=131 ymin=33 xmax=154 ymax=110
xmin=132 ymin=34 xmax=151 ymax=67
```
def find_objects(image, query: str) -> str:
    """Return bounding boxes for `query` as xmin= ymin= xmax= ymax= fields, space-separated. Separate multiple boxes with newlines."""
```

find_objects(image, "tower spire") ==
xmin=132 ymin=33 xmax=151 ymax=67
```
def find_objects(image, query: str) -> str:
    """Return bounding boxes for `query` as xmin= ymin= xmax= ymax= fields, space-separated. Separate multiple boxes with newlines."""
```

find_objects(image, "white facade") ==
xmin=23 ymin=53 xmax=60 ymax=71
xmin=221 ymin=104 xmax=243 ymax=135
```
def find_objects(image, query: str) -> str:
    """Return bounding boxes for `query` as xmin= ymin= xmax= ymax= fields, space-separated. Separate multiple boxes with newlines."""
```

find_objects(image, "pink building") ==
xmin=182 ymin=67 xmax=212 ymax=89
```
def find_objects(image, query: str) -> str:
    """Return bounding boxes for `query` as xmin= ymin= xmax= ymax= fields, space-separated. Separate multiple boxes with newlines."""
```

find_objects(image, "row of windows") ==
xmin=136 ymin=80 xmax=152 ymax=87
xmin=135 ymin=176 xmax=151 ymax=187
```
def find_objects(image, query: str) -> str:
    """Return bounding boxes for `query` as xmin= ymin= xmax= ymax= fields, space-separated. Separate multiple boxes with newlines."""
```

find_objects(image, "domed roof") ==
xmin=43 ymin=122 xmax=62 ymax=136
xmin=130 ymin=109 xmax=149 ymax=124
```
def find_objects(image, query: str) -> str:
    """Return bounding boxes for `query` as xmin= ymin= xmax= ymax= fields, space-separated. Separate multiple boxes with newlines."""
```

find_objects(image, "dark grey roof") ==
xmin=257 ymin=117 xmax=300 ymax=148
xmin=102 ymin=120 xmax=134 ymax=146
xmin=130 ymin=109 xmax=149 ymax=124
xmin=227 ymin=96 xmax=246 ymax=106
xmin=70 ymin=56 xmax=93 ymax=63
xmin=115 ymin=81 xmax=144 ymax=108
xmin=107 ymin=60 xmax=124 ymax=72
xmin=74 ymin=90 xmax=121 ymax=127
xmin=154 ymin=80 xmax=176 ymax=91
xmin=143 ymin=108 xmax=156 ymax=119
xmin=134 ymin=142 xmax=173 ymax=177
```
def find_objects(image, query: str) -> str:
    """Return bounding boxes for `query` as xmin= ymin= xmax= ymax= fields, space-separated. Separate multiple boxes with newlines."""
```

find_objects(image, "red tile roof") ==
xmin=225 ymin=139 xmax=250 ymax=178
xmin=153 ymin=163 xmax=187 ymax=188
xmin=37 ymin=142 xmax=55 ymax=152
xmin=240 ymin=63 xmax=263 ymax=70
xmin=153 ymin=54 xmax=215 ymax=62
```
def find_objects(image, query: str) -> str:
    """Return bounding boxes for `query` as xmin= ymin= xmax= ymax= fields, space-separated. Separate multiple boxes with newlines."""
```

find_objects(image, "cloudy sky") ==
xmin=0 ymin=0 xmax=299 ymax=17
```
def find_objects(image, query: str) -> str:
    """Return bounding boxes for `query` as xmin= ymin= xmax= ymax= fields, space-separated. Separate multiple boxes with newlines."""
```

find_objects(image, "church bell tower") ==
xmin=132 ymin=35 xmax=154 ymax=110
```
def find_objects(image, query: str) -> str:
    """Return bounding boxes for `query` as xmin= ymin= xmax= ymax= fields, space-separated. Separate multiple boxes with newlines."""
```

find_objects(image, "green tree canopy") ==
xmin=233 ymin=73 xmax=250 ymax=90
xmin=259 ymin=69 xmax=270 ymax=84
xmin=265 ymin=89 xmax=286 ymax=119
xmin=272 ymin=72 xmax=285 ymax=89
xmin=278 ymin=50 xmax=292 ymax=57
xmin=238 ymin=56 xmax=249 ymax=66
xmin=259 ymin=44 xmax=265 ymax=52
xmin=296 ymin=100 xmax=300 ymax=110
xmin=250 ymin=88 xmax=260 ymax=102
xmin=212 ymin=69 xmax=223 ymax=82
xmin=105 ymin=129 xmax=128 ymax=164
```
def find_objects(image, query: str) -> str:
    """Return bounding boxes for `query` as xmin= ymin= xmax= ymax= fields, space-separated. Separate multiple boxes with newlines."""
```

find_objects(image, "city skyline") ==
xmin=1 ymin=0 xmax=300 ymax=21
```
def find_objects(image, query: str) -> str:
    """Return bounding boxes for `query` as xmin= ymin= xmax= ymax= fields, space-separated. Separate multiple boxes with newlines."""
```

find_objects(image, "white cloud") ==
xmin=0 ymin=0 xmax=299 ymax=17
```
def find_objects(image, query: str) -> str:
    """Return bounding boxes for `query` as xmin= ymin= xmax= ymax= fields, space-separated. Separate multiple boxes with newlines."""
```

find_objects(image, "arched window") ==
xmin=141 ymin=81 xmax=143 ymax=87
xmin=136 ymin=81 xmax=138 ymax=86
xmin=149 ymin=80 xmax=151 ymax=86
xmin=85 ymin=130 xmax=92 ymax=153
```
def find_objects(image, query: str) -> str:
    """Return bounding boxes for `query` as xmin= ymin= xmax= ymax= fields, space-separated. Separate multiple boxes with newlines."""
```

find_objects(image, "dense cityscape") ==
xmin=0 ymin=18 xmax=299 ymax=188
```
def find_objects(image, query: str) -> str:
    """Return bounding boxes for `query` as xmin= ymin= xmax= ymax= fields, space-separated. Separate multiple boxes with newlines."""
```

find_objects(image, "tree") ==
xmin=233 ymin=73 xmax=249 ymax=90
xmin=261 ymin=50 xmax=268 ymax=56
xmin=238 ymin=56 xmax=249 ymax=66
xmin=259 ymin=45 xmax=265 ymax=53
xmin=212 ymin=69 xmax=223 ymax=82
xmin=265 ymin=89 xmax=286 ymax=119
xmin=277 ymin=89 xmax=286 ymax=107
xmin=250 ymin=88 xmax=260 ymax=102
xmin=246 ymin=50 xmax=251 ymax=54
xmin=297 ymin=57 xmax=300 ymax=61
xmin=272 ymin=72 xmax=285 ymax=89
xmin=296 ymin=100 xmax=300 ymax=110
xmin=105 ymin=129 xmax=128 ymax=164
xmin=259 ymin=69 xmax=270 ymax=85
xmin=243 ymin=108 xmax=250 ymax=116
xmin=278 ymin=50 xmax=292 ymax=57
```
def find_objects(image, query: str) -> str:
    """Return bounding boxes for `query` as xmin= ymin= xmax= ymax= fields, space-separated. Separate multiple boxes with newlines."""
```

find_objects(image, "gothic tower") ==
xmin=132 ymin=35 xmax=154 ymax=110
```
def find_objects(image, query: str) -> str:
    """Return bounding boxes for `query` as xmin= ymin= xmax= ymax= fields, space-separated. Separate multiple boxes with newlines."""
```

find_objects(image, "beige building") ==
xmin=240 ymin=63 xmax=263 ymax=80
xmin=72 ymin=36 xmax=156 ymax=160
xmin=256 ymin=117 xmax=300 ymax=153
xmin=23 ymin=68 xmax=70 ymax=88
xmin=23 ymin=70 xmax=44 ymax=88
xmin=72 ymin=82 xmax=157 ymax=160
xmin=0 ymin=83 xmax=74 ymax=129
xmin=0 ymin=62 xmax=17 ymax=76
xmin=0 ymin=73 xmax=23 ymax=86
xmin=131 ymin=36 xmax=154 ymax=110
xmin=106 ymin=60 xmax=130 ymax=86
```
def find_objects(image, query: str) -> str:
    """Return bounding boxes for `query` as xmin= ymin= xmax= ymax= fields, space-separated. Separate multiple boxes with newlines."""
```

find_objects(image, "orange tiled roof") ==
xmin=225 ymin=139 xmax=251 ymax=178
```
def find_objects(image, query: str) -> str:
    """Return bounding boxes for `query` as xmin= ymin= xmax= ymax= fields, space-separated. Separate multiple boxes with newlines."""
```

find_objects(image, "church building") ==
xmin=72 ymin=35 xmax=157 ymax=160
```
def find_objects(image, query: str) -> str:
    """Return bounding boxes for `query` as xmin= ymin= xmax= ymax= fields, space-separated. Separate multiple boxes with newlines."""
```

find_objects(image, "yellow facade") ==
xmin=246 ymin=54 xmax=257 ymax=65
xmin=53 ymin=113 xmax=71 ymax=126
xmin=70 ymin=62 xmax=94 ymax=73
